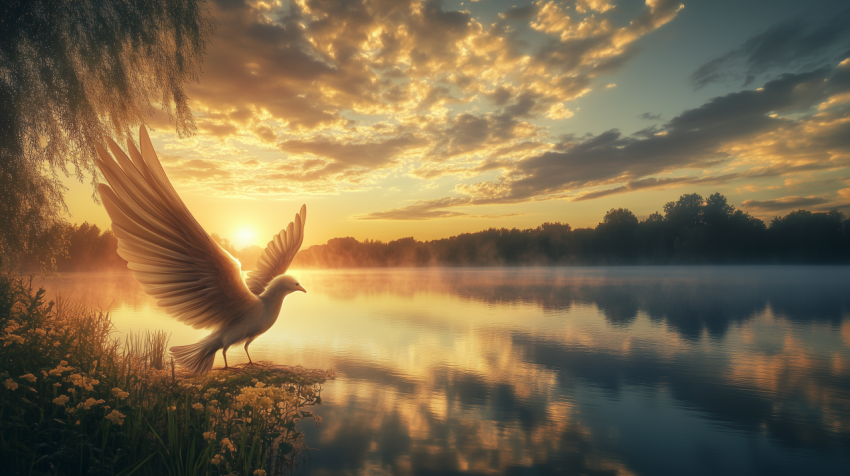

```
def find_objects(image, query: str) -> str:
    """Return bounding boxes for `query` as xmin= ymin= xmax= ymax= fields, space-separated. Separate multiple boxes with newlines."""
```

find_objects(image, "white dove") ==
xmin=94 ymin=126 xmax=307 ymax=374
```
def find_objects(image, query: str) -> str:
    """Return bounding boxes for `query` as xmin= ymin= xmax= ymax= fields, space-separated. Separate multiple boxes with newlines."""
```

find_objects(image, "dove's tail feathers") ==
xmin=170 ymin=338 xmax=220 ymax=374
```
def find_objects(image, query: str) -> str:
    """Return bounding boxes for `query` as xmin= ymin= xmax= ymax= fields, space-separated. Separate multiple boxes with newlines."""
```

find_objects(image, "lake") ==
xmin=39 ymin=267 xmax=850 ymax=476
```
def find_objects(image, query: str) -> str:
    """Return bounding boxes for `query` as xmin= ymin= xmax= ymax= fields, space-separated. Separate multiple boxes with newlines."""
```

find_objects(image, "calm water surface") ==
xmin=40 ymin=267 xmax=850 ymax=476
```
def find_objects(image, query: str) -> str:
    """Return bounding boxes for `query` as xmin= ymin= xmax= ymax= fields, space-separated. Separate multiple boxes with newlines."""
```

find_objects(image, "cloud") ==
xmin=354 ymin=197 xmax=472 ymax=220
xmin=571 ymin=174 xmax=741 ymax=201
xmin=740 ymin=196 xmax=831 ymax=212
xmin=361 ymin=61 xmax=850 ymax=217
xmin=460 ymin=65 xmax=850 ymax=202
xmin=148 ymin=0 xmax=685 ymax=197
xmin=691 ymin=9 xmax=850 ymax=89
xmin=278 ymin=134 xmax=429 ymax=179
xmin=352 ymin=197 xmax=528 ymax=221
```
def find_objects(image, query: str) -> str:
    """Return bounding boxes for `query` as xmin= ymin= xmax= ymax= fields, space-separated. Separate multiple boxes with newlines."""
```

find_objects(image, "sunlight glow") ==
xmin=234 ymin=228 xmax=256 ymax=249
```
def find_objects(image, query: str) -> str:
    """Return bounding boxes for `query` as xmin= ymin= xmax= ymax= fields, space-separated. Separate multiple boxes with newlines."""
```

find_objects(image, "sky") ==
xmin=62 ymin=0 xmax=850 ymax=249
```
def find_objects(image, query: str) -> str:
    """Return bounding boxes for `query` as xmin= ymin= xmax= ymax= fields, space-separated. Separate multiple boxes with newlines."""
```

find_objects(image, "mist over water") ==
xmin=39 ymin=267 xmax=850 ymax=475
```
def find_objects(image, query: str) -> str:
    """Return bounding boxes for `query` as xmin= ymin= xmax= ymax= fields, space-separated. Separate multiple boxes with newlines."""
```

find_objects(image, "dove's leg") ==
xmin=244 ymin=338 xmax=256 ymax=365
xmin=222 ymin=348 xmax=229 ymax=369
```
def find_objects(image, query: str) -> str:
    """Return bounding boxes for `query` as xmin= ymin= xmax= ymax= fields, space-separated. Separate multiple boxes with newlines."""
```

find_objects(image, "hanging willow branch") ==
xmin=0 ymin=0 xmax=215 ymax=269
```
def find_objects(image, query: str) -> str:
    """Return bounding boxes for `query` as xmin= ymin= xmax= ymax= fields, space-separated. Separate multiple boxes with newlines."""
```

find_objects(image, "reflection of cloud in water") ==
xmin=36 ymin=267 xmax=850 ymax=475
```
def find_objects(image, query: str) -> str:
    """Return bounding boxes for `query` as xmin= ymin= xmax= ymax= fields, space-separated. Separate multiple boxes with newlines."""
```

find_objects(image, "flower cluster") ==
xmin=220 ymin=437 xmax=237 ymax=453
xmin=111 ymin=387 xmax=129 ymax=399
xmin=69 ymin=373 xmax=99 ymax=391
xmin=49 ymin=361 xmax=73 ymax=376
xmin=105 ymin=409 xmax=126 ymax=425
xmin=1 ymin=320 xmax=25 ymax=346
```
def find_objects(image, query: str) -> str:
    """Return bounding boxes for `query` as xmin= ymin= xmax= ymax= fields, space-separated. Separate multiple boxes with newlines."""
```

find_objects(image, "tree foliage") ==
xmin=293 ymin=193 xmax=850 ymax=267
xmin=0 ymin=0 xmax=215 ymax=269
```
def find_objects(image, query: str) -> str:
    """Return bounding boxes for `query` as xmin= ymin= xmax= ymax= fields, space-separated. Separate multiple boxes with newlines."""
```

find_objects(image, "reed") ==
xmin=0 ymin=274 xmax=333 ymax=475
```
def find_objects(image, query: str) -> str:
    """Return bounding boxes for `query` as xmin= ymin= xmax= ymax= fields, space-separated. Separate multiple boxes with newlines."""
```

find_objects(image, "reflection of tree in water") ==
xmin=307 ymin=267 xmax=850 ymax=340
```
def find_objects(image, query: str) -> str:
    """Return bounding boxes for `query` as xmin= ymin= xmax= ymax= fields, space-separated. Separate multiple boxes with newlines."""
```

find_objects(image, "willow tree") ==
xmin=0 ymin=0 xmax=215 ymax=269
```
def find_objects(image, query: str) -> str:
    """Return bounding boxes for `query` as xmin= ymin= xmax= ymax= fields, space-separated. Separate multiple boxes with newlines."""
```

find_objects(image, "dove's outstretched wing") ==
xmin=245 ymin=205 xmax=307 ymax=295
xmin=95 ymin=126 xmax=258 ymax=330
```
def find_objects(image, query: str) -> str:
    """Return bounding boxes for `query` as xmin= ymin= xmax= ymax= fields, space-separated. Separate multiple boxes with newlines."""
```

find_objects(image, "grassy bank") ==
xmin=0 ymin=274 xmax=333 ymax=475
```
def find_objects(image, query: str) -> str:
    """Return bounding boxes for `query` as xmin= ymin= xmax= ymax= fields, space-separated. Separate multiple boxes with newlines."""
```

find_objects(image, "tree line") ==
xmin=17 ymin=227 xmax=263 ymax=273
xmin=292 ymin=193 xmax=850 ymax=267
xmin=19 ymin=192 xmax=850 ymax=272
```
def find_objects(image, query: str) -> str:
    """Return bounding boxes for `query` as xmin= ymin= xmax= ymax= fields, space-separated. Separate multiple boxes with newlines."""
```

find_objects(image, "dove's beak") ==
xmin=296 ymin=285 xmax=307 ymax=293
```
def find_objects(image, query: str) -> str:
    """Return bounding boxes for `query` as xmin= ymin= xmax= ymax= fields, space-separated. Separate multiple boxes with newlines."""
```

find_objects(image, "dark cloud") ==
xmin=499 ymin=4 xmax=537 ymax=21
xmin=278 ymin=134 xmax=428 ymax=180
xmin=353 ymin=197 xmax=529 ymax=221
xmin=639 ymin=112 xmax=662 ymax=121
xmin=361 ymin=62 xmax=850 ymax=217
xmin=691 ymin=9 xmax=850 ymax=89
xmin=572 ymin=174 xmax=741 ymax=202
xmin=741 ymin=196 xmax=831 ymax=212
xmin=487 ymin=67 xmax=850 ymax=202
xmin=354 ymin=197 xmax=471 ymax=220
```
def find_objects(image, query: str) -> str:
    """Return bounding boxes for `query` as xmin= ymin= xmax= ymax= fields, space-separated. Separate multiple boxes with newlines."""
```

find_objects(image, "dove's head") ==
xmin=260 ymin=275 xmax=307 ymax=300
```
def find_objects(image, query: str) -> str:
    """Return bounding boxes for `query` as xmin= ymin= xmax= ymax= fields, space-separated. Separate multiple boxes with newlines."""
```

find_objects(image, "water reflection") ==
xmin=38 ymin=267 xmax=850 ymax=475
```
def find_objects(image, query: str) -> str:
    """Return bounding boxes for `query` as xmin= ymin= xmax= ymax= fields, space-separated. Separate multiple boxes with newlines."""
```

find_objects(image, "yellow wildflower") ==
xmin=111 ymin=388 xmax=129 ymax=399
xmin=53 ymin=395 xmax=70 ymax=405
xmin=4 ymin=379 xmax=18 ymax=391
xmin=203 ymin=431 xmax=216 ymax=441
xmin=253 ymin=470 xmax=266 ymax=476
xmin=81 ymin=398 xmax=104 ymax=409
xmin=192 ymin=403 xmax=204 ymax=411
xmin=221 ymin=438 xmax=237 ymax=453
xmin=105 ymin=410 xmax=126 ymax=425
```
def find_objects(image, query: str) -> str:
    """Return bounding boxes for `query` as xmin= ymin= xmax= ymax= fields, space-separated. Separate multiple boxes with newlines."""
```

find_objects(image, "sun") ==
xmin=233 ymin=228 xmax=256 ymax=250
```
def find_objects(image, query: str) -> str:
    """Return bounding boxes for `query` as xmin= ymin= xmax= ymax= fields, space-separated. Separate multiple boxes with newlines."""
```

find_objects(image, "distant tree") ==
xmin=24 ymin=193 xmax=850 ymax=270
xmin=702 ymin=192 xmax=734 ymax=227
xmin=0 ymin=0 xmax=215 ymax=269
xmin=596 ymin=208 xmax=639 ymax=262
xmin=769 ymin=209 xmax=848 ymax=262
xmin=664 ymin=193 xmax=704 ymax=229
